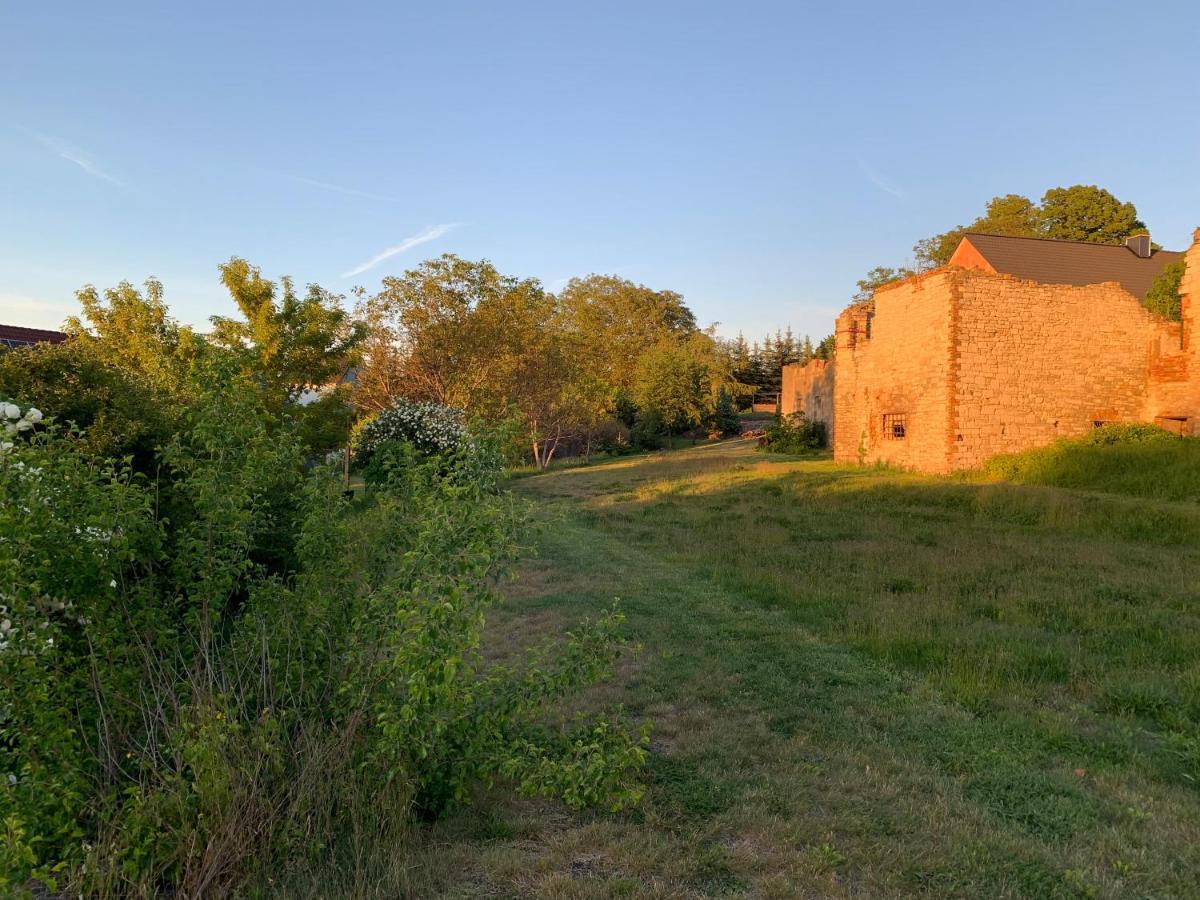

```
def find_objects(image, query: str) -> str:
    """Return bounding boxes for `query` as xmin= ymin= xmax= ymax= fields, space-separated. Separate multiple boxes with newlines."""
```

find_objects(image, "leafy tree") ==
xmin=1144 ymin=259 xmax=1186 ymax=321
xmin=208 ymin=259 xmax=366 ymax=455
xmin=359 ymin=255 xmax=600 ymax=467
xmin=632 ymin=331 xmax=735 ymax=440
xmin=911 ymin=186 xmax=1146 ymax=270
xmin=358 ymin=254 xmax=549 ymax=416
xmin=555 ymin=274 xmax=697 ymax=400
xmin=853 ymin=266 xmax=912 ymax=302
xmin=913 ymin=193 xmax=1041 ymax=269
xmin=211 ymin=257 xmax=366 ymax=401
xmin=65 ymin=277 xmax=200 ymax=393
xmin=1039 ymin=185 xmax=1146 ymax=244
xmin=3 ymin=280 xmax=203 ymax=472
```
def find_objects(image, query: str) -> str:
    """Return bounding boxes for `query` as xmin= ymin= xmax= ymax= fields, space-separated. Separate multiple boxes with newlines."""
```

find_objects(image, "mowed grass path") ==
xmin=415 ymin=440 xmax=1200 ymax=898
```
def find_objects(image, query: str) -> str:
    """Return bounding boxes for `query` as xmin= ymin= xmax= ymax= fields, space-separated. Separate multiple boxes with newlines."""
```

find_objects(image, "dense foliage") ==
xmin=0 ymin=285 xmax=644 ymax=896
xmin=1145 ymin=258 xmax=1186 ymax=321
xmin=756 ymin=411 xmax=828 ymax=454
xmin=915 ymin=185 xmax=1147 ymax=269
xmin=982 ymin=423 xmax=1200 ymax=501
xmin=857 ymin=185 xmax=1152 ymax=297
xmin=357 ymin=255 xmax=750 ymax=466
xmin=722 ymin=328 xmax=833 ymax=405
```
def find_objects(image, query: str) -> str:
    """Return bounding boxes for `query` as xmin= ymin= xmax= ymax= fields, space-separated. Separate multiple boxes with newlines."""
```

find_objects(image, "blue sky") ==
xmin=3 ymin=0 xmax=1198 ymax=343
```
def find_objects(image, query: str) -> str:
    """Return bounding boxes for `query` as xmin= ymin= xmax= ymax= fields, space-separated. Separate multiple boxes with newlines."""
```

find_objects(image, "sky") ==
xmin=3 ymin=0 xmax=1198 ymax=343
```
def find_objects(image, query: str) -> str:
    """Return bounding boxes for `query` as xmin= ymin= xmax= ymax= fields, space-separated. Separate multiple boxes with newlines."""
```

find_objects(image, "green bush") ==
xmin=1144 ymin=259 xmax=1185 ymax=321
xmin=631 ymin=408 xmax=666 ymax=450
xmin=758 ymin=412 xmax=828 ymax=454
xmin=1 ymin=369 xmax=644 ymax=896
xmin=707 ymin=388 xmax=741 ymax=437
xmin=982 ymin=423 xmax=1200 ymax=501
xmin=0 ymin=341 xmax=181 ymax=474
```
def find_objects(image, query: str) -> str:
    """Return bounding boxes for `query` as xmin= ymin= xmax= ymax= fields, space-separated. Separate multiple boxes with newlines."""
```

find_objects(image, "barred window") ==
xmin=883 ymin=413 xmax=906 ymax=441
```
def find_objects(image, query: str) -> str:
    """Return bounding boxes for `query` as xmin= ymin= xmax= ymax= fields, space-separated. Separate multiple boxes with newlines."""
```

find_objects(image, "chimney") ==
xmin=1126 ymin=233 xmax=1152 ymax=258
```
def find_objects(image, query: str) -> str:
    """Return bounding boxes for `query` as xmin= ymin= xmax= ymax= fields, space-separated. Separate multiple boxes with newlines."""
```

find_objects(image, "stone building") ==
xmin=780 ymin=229 xmax=1199 ymax=473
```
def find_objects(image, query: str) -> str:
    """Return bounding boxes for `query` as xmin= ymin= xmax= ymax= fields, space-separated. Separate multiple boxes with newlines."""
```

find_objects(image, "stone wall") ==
xmin=833 ymin=271 xmax=956 ymax=471
xmin=949 ymin=272 xmax=1178 ymax=469
xmin=829 ymin=232 xmax=1200 ymax=473
xmin=1149 ymin=229 xmax=1200 ymax=429
xmin=780 ymin=358 xmax=834 ymax=431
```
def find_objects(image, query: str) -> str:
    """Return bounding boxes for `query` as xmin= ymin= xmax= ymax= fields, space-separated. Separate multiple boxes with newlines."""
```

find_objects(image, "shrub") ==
xmin=0 ymin=341 xmax=180 ymax=474
xmin=354 ymin=399 xmax=507 ymax=490
xmin=758 ymin=411 xmax=828 ymax=454
xmin=352 ymin=399 xmax=471 ymax=466
xmin=1144 ymin=259 xmax=1185 ymax=321
xmin=1 ymin=375 xmax=644 ymax=896
xmin=631 ymin=408 xmax=666 ymax=450
xmin=591 ymin=416 xmax=633 ymax=456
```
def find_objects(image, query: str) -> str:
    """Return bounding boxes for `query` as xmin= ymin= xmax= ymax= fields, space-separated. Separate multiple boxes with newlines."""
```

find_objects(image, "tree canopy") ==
xmin=211 ymin=257 xmax=366 ymax=400
xmin=356 ymin=255 xmax=745 ymax=466
xmin=911 ymin=185 xmax=1147 ymax=270
xmin=853 ymin=185 xmax=1151 ymax=301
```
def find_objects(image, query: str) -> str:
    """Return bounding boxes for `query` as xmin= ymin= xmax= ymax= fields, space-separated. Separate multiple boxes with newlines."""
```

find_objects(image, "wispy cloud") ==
xmin=0 ymin=293 xmax=76 ymax=329
xmin=341 ymin=224 xmax=459 ymax=278
xmin=25 ymin=129 xmax=123 ymax=186
xmin=279 ymin=173 xmax=400 ymax=203
xmin=857 ymin=157 xmax=906 ymax=200
xmin=58 ymin=149 xmax=123 ymax=185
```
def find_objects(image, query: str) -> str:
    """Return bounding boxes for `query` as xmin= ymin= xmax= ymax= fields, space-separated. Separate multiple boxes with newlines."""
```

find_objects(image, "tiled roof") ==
xmin=0 ymin=324 xmax=68 ymax=350
xmin=959 ymin=233 xmax=1183 ymax=300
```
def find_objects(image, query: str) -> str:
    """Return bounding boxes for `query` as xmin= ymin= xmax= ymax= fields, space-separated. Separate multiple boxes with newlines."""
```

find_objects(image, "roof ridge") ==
xmin=962 ymin=231 xmax=1181 ymax=254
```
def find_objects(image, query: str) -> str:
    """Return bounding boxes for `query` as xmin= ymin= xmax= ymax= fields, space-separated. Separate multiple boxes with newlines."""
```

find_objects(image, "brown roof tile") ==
xmin=0 ymin=324 xmax=68 ymax=349
xmin=958 ymin=233 xmax=1183 ymax=300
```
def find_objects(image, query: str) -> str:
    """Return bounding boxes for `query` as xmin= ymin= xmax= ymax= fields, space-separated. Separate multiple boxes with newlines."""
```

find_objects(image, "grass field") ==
xmin=409 ymin=440 xmax=1200 ymax=898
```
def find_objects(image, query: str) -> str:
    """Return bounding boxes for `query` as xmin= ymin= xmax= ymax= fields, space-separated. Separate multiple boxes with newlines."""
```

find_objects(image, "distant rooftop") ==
xmin=0 ymin=324 xmax=68 ymax=350
xmin=953 ymin=232 xmax=1183 ymax=300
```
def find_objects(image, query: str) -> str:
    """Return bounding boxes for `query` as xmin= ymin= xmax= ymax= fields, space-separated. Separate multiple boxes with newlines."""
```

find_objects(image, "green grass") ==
xmin=978 ymin=424 xmax=1200 ymax=502
xmin=406 ymin=439 xmax=1200 ymax=898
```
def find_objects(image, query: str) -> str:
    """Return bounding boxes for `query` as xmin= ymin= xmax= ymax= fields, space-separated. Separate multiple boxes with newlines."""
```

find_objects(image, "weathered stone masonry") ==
xmin=782 ymin=230 xmax=1200 ymax=473
xmin=779 ymin=357 xmax=834 ymax=434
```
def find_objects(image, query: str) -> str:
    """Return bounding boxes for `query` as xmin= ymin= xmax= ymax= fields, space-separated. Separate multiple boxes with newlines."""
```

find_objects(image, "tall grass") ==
xmin=980 ymin=423 xmax=1200 ymax=502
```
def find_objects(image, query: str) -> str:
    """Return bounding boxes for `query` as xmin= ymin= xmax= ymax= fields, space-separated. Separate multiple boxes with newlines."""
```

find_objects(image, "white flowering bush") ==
xmin=352 ymin=398 xmax=507 ymax=490
xmin=0 ymin=400 xmax=43 ymax=451
xmin=353 ymin=399 xmax=471 ymax=462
